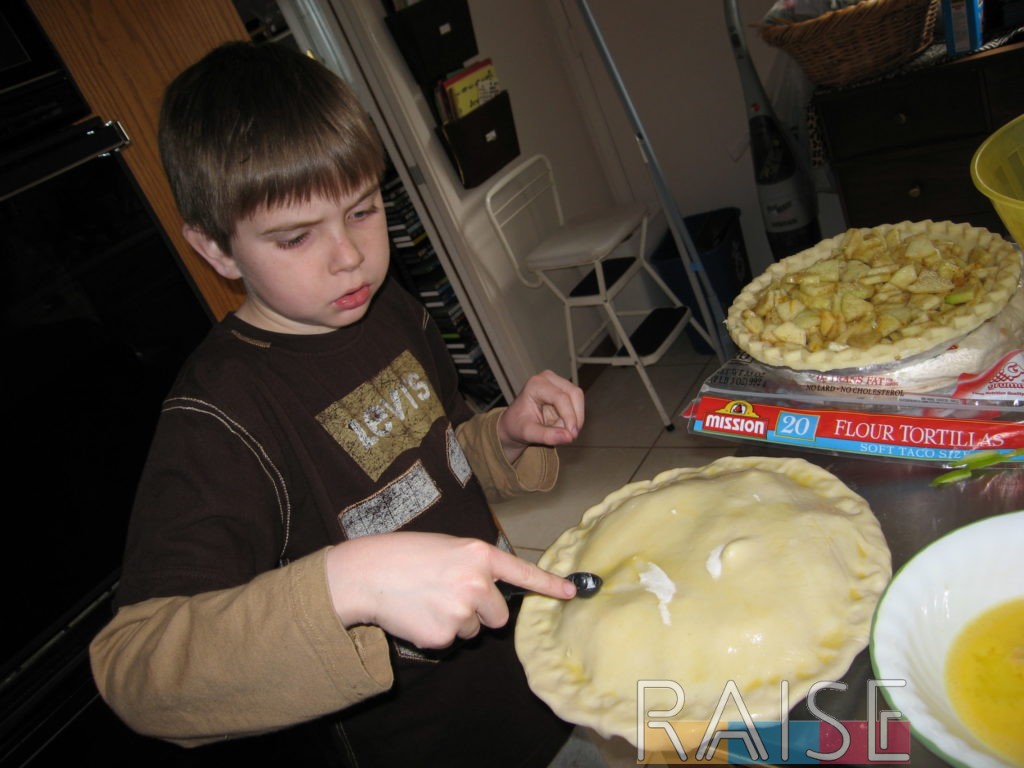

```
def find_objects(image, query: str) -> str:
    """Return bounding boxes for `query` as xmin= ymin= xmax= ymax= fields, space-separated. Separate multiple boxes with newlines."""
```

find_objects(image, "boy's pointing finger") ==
xmin=491 ymin=550 xmax=577 ymax=601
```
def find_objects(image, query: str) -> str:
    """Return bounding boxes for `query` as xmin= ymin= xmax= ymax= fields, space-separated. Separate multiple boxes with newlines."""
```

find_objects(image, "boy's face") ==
xmin=185 ymin=183 xmax=390 ymax=334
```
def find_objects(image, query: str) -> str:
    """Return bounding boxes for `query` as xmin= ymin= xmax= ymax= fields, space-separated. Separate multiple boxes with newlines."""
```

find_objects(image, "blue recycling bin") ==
xmin=651 ymin=207 xmax=751 ymax=355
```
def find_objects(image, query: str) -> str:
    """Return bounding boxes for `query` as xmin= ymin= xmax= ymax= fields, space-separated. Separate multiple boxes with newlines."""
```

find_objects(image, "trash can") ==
xmin=651 ymin=207 xmax=752 ymax=355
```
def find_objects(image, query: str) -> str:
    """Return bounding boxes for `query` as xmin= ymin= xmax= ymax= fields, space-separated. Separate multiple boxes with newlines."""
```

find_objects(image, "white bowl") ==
xmin=870 ymin=510 xmax=1024 ymax=768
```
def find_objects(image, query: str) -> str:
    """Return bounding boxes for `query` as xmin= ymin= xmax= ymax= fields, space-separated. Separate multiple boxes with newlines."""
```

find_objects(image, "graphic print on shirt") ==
xmin=446 ymin=425 xmax=472 ymax=488
xmin=338 ymin=460 xmax=441 ymax=538
xmin=316 ymin=350 xmax=444 ymax=481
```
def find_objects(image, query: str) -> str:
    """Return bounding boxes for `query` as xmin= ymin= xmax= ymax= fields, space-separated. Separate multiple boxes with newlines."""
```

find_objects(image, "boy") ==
xmin=90 ymin=41 xmax=585 ymax=767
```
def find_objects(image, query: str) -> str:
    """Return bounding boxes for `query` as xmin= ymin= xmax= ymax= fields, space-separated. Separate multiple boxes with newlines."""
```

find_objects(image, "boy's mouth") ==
xmin=333 ymin=284 xmax=372 ymax=311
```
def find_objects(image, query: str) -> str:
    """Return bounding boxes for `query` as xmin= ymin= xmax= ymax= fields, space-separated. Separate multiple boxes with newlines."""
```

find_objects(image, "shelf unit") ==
xmin=383 ymin=0 xmax=520 ymax=189
xmin=382 ymin=168 xmax=503 ymax=410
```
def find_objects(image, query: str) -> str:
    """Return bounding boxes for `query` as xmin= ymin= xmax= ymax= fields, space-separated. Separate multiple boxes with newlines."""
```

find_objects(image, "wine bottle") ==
xmin=723 ymin=0 xmax=821 ymax=261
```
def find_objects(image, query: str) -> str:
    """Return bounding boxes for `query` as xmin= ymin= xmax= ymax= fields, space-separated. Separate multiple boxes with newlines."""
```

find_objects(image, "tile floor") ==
xmin=492 ymin=332 xmax=739 ymax=767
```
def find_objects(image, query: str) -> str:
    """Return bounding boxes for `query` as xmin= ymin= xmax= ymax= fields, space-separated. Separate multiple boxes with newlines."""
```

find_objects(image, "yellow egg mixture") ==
xmin=945 ymin=597 xmax=1024 ymax=766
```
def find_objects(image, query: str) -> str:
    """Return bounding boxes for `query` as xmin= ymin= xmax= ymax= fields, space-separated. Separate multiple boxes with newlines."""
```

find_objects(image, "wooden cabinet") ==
xmin=814 ymin=42 xmax=1024 ymax=235
xmin=28 ymin=0 xmax=250 ymax=320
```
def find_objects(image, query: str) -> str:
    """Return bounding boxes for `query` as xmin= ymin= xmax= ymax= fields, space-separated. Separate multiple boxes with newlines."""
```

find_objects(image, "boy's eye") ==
xmin=351 ymin=204 xmax=380 ymax=222
xmin=278 ymin=232 xmax=309 ymax=249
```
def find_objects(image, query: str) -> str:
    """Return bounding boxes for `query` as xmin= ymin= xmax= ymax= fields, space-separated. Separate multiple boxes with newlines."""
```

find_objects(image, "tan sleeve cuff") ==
xmin=455 ymin=408 xmax=559 ymax=499
xmin=294 ymin=547 xmax=394 ymax=699
xmin=90 ymin=548 xmax=393 ymax=745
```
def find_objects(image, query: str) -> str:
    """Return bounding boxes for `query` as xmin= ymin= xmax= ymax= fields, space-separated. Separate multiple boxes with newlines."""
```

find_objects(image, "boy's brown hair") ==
xmin=159 ymin=41 xmax=386 ymax=253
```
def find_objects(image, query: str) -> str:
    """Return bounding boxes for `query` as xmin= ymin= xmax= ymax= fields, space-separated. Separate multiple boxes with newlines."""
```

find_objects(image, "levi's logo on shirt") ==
xmin=316 ymin=350 xmax=444 ymax=480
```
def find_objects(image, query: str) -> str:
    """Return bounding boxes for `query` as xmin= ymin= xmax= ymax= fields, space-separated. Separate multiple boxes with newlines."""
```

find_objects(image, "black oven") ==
xmin=0 ymin=127 xmax=348 ymax=762
xmin=0 ymin=1 xmax=214 ymax=763
xmin=0 ymin=146 xmax=213 ymax=765
xmin=0 ymin=0 xmax=88 ymax=147
xmin=1 ymin=4 xmax=349 ymax=765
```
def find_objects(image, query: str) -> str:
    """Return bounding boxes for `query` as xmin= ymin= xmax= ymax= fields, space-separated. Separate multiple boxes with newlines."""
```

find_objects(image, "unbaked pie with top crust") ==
xmin=726 ymin=220 xmax=1021 ymax=372
xmin=514 ymin=456 xmax=891 ymax=748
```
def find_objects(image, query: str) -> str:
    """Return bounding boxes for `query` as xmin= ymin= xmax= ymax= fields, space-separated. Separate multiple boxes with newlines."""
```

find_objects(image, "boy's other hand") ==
xmin=325 ymin=533 xmax=576 ymax=649
xmin=497 ymin=370 xmax=584 ymax=463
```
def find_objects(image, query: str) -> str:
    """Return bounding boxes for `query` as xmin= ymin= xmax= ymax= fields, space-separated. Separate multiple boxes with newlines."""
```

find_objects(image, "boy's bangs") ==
xmin=234 ymin=141 xmax=381 ymax=220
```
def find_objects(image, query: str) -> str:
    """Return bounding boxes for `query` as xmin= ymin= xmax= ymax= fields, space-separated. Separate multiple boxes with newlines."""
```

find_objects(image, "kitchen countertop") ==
xmin=736 ymin=444 xmax=1024 ymax=767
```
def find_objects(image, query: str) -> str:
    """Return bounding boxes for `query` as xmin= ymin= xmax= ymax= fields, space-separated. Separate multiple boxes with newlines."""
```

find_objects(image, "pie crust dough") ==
xmin=514 ymin=456 xmax=891 ymax=747
xmin=726 ymin=220 xmax=1021 ymax=372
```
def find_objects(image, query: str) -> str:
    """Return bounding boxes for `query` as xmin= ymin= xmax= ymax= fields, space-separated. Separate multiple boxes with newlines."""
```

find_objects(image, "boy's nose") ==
xmin=328 ymin=234 xmax=364 ymax=272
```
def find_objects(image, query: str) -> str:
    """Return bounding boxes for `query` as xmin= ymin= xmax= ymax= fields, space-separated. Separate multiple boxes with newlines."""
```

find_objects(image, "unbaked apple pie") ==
xmin=726 ymin=220 xmax=1021 ymax=371
xmin=514 ymin=456 xmax=891 ymax=748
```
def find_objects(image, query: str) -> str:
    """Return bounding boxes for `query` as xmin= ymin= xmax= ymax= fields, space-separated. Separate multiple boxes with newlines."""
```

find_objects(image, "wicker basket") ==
xmin=759 ymin=0 xmax=940 ymax=88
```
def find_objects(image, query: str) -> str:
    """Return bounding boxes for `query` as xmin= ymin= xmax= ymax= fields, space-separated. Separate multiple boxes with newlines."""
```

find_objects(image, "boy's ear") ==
xmin=182 ymin=225 xmax=243 ymax=281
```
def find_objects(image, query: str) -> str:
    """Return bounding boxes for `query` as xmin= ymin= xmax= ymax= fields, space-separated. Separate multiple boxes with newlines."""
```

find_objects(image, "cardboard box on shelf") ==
xmin=941 ymin=0 xmax=985 ymax=54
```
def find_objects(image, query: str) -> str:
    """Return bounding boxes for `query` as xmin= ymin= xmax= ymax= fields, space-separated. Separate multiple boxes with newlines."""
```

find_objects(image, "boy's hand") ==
xmin=497 ymin=370 xmax=584 ymax=463
xmin=325 ymin=533 xmax=576 ymax=649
